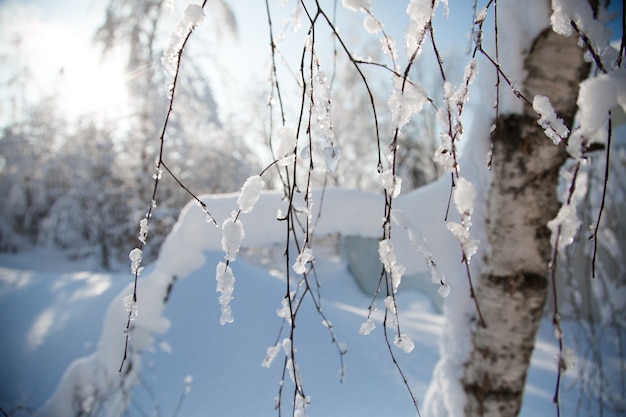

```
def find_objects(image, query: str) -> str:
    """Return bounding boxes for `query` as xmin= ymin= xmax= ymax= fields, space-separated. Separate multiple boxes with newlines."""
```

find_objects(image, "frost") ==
xmin=578 ymin=69 xmax=626 ymax=137
xmin=475 ymin=7 xmax=488 ymax=24
xmin=221 ymin=218 xmax=244 ymax=262
xmin=452 ymin=58 xmax=478 ymax=109
xmin=261 ymin=343 xmax=281 ymax=368
xmin=453 ymin=176 xmax=476 ymax=217
xmin=277 ymin=297 xmax=292 ymax=324
xmin=364 ymin=15 xmax=382 ymax=34
xmin=378 ymin=239 xmax=405 ymax=292
xmin=275 ymin=126 xmax=297 ymax=166
xmin=359 ymin=319 xmax=376 ymax=335
xmin=391 ymin=209 xmax=450 ymax=297
xmin=438 ymin=282 xmax=451 ymax=298
xmin=394 ymin=333 xmax=415 ymax=353
xmin=381 ymin=36 xmax=398 ymax=62
xmin=183 ymin=375 xmax=193 ymax=395
xmin=384 ymin=295 xmax=396 ymax=315
xmin=129 ymin=248 xmax=143 ymax=275
xmin=123 ymin=294 xmax=138 ymax=320
xmin=314 ymin=69 xmax=340 ymax=172
xmin=138 ymin=218 xmax=149 ymax=244
xmin=388 ymin=77 xmax=428 ymax=129
xmin=548 ymin=167 xmax=588 ymax=253
xmin=379 ymin=169 xmax=402 ymax=198
xmin=551 ymin=0 xmax=611 ymax=53
xmin=342 ymin=0 xmax=371 ymax=12
xmin=447 ymin=178 xmax=479 ymax=262
xmin=162 ymin=4 xmax=205 ymax=77
xmin=533 ymin=95 xmax=569 ymax=144
xmin=434 ymin=133 xmax=455 ymax=173
xmin=548 ymin=204 xmax=581 ymax=252
xmin=293 ymin=247 xmax=314 ymax=274
xmin=237 ymin=175 xmax=265 ymax=213
xmin=447 ymin=222 xmax=479 ymax=260
xmin=215 ymin=262 xmax=235 ymax=325
xmin=324 ymin=145 xmax=342 ymax=172
xmin=281 ymin=337 xmax=292 ymax=356
xmin=406 ymin=0 xmax=434 ymax=33
xmin=159 ymin=341 xmax=172 ymax=353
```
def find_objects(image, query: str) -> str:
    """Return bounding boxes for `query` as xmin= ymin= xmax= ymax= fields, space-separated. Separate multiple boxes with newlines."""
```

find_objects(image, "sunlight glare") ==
xmin=60 ymin=48 xmax=130 ymax=121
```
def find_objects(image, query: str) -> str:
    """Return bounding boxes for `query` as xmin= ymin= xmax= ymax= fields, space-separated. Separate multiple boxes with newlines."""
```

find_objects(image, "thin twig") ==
xmin=590 ymin=113 xmax=612 ymax=278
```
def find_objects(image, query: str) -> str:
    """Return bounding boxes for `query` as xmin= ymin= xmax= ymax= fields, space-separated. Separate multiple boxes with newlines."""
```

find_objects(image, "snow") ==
xmin=162 ymin=4 xmax=206 ymax=77
xmin=363 ymin=14 xmax=382 ymax=34
xmin=215 ymin=261 xmax=235 ymax=324
xmin=221 ymin=217 xmax=244 ymax=261
xmin=128 ymin=247 xmax=143 ymax=275
xmin=387 ymin=76 xmax=429 ymax=129
xmin=275 ymin=125 xmax=297 ymax=166
xmin=533 ymin=95 xmax=569 ymax=145
xmin=237 ymin=175 xmax=265 ymax=214
xmin=394 ymin=333 xmax=415 ymax=353
xmin=292 ymin=247 xmax=314 ymax=274
xmin=341 ymin=0 xmax=371 ymax=13
xmin=577 ymin=69 xmax=626 ymax=138
xmin=0 ymin=233 xmax=622 ymax=416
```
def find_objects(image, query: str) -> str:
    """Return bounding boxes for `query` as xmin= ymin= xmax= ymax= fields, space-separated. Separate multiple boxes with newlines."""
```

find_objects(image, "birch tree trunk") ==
xmin=461 ymin=26 xmax=590 ymax=417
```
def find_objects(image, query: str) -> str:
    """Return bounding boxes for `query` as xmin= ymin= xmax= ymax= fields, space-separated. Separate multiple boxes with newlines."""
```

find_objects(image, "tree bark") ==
xmin=462 ymin=28 xmax=589 ymax=417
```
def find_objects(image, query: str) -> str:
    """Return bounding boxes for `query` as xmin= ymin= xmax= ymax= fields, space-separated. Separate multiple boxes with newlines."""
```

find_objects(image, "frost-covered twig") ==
xmin=548 ymin=160 xmax=582 ymax=417
xmin=120 ymin=2 xmax=209 ymax=374
xmin=590 ymin=114 xmax=611 ymax=278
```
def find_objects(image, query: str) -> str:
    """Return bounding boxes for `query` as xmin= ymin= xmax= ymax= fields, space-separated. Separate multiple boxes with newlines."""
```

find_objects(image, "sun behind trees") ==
xmin=14 ymin=0 xmax=626 ymax=416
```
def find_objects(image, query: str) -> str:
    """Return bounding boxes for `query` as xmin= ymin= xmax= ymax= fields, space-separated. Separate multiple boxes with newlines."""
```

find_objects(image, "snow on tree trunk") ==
xmin=462 ymin=28 xmax=589 ymax=417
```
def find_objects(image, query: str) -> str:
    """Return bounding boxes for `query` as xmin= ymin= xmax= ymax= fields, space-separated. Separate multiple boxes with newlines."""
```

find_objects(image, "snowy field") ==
xmin=0 ymin=243 xmax=605 ymax=417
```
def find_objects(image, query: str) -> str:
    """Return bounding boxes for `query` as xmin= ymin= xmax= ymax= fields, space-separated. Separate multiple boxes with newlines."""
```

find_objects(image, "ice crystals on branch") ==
xmin=379 ymin=239 xmax=406 ymax=293
xmin=359 ymin=318 xmax=376 ymax=335
xmin=364 ymin=15 xmax=383 ymax=34
xmin=129 ymin=248 xmax=144 ymax=275
xmin=391 ymin=209 xmax=450 ymax=298
xmin=474 ymin=7 xmax=488 ymax=24
xmin=237 ymin=175 xmax=265 ymax=213
xmin=446 ymin=178 xmax=479 ymax=262
xmin=261 ymin=343 xmax=281 ymax=368
xmin=388 ymin=76 xmax=428 ymax=129
xmin=221 ymin=218 xmax=244 ymax=262
xmin=274 ymin=126 xmax=297 ymax=166
xmin=314 ymin=69 xmax=341 ymax=172
xmin=454 ymin=58 xmax=478 ymax=110
xmin=550 ymin=0 xmax=612 ymax=57
xmin=577 ymin=69 xmax=626 ymax=138
xmin=138 ymin=218 xmax=149 ymax=244
xmin=276 ymin=297 xmax=293 ymax=324
xmin=162 ymin=4 xmax=205 ymax=77
xmin=394 ymin=333 xmax=415 ymax=353
xmin=405 ymin=0 xmax=435 ymax=53
xmin=293 ymin=247 xmax=315 ymax=274
xmin=183 ymin=375 xmax=193 ymax=395
xmin=123 ymin=294 xmax=138 ymax=320
xmin=533 ymin=95 xmax=569 ymax=145
xmin=341 ymin=0 xmax=371 ymax=12
xmin=379 ymin=169 xmax=402 ymax=198
xmin=215 ymin=262 xmax=235 ymax=325
xmin=548 ymin=167 xmax=588 ymax=253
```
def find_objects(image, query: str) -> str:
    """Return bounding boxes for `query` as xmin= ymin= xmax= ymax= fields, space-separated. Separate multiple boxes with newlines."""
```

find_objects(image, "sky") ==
xmin=0 ymin=0 xmax=622 ymax=136
xmin=0 ymin=0 xmax=476 ymax=128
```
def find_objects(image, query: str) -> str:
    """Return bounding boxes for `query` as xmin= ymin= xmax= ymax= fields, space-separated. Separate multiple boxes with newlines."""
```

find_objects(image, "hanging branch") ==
xmin=590 ymin=113 xmax=612 ymax=278
xmin=119 ymin=0 xmax=212 ymax=373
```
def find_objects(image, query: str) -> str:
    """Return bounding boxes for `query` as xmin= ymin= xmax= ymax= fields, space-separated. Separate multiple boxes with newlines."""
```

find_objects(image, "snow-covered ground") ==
xmin=0 ymin=241 xmax=608 ymax=417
